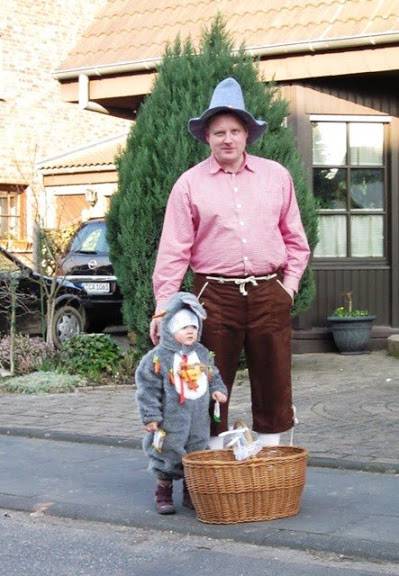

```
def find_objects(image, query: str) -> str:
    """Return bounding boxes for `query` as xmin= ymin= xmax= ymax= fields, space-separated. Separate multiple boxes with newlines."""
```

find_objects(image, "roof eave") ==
xmin=54 ymin=31 xmax=399 ymax=80
xmin=38 ymin=164 xmax=117 ymax=175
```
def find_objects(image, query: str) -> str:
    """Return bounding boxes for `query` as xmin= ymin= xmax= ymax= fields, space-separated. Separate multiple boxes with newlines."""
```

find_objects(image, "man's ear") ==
xmin=205 ymin=130 xmax=210 ymax=144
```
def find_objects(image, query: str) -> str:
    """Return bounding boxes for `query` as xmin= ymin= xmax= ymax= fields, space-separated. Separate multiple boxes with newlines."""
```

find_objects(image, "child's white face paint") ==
xmin=173 ymin=325 xmax=199 ymax=346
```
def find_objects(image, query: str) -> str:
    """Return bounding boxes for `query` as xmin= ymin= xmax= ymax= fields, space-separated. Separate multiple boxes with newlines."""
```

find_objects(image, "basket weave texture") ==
xmin=183 ymin=446 xmax=307 ymax=524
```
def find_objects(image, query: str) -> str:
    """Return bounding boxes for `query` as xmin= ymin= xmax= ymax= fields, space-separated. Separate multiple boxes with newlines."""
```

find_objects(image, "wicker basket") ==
xmin=182 ymin=446 xmax=307 ymax=524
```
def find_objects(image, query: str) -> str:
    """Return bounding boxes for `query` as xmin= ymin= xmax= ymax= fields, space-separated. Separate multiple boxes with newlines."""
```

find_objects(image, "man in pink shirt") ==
xmin=151 ymin=77 xmax=310 ymax=448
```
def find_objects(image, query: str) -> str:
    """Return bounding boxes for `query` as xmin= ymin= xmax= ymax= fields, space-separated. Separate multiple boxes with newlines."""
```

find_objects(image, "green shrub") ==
xmin=1 ymin=371 xmax=85 ymax=394
xmin=59 ymin=333 xmax=123 ymax=381
xmin=332 ymin=306 xmax=369 ymax=318
xmin=114 ymin=348 xmax=143 ymax=386
xmin=0 ymin=334 xmax=56 ymax=375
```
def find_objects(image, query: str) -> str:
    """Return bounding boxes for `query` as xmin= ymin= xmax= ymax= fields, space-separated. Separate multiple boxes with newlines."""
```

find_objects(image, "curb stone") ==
xmin=1 ymin=426 xmax=398 ymax=474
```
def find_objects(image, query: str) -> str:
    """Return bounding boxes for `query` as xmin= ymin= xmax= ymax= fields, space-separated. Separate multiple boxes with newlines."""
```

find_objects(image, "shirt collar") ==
xmin=208 ymin=152 xmax=255 ymax=175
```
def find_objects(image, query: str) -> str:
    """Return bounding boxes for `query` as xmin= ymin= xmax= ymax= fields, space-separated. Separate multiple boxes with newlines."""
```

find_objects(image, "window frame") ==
xmin=310 ymin=115 xmax=391 ymax=263
xmin=0 ymin=190 xmax=19 ymax=240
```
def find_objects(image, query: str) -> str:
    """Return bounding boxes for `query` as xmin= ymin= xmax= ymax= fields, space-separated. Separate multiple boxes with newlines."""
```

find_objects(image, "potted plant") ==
xmin=328 ymin=292 xmax=376 ymax=354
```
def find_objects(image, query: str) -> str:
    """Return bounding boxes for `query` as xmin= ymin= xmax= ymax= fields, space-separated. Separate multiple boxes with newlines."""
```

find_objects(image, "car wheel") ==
xmin=52 ymin=305 xmax=85 ymax=348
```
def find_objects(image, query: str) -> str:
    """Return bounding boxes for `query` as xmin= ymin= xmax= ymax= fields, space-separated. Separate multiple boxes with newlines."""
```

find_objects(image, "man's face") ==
xmin=173 ymin=325 xmax=199 ymax=346
xmin=206 ymin=113 xmax=248 ymax=170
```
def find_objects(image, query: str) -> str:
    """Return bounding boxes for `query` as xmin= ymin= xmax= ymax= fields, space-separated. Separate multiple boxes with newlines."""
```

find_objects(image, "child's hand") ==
xmin=145 ymin=421 xmax=159 ymax=432
xmin=212 ymin=391 xmax=227 ymax=403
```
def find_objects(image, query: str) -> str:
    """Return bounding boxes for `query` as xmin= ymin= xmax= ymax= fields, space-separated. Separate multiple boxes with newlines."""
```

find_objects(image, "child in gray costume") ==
xmin=135 ymin=292 xmax=227 ymax=514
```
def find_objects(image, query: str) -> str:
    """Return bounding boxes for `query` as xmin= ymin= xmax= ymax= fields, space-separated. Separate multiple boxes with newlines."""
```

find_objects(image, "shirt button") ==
xmin=243 ymin=256 xmax=248 ymax=261
xmin=236 ymin=203 xmax=242 ymax=209
xmin=234 ymin=187 xmax=238 ymax=192
xmin=242 ymin=238 xmax=247 ymax=243
xmin=240 ymin=221 xmax=245 ymax=226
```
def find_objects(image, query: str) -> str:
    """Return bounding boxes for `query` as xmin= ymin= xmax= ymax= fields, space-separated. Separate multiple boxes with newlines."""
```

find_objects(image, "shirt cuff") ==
xmin=155 ymin=301 xmax=168 ymax=315
xmin=283 ymin=276 xmax=299 ymax=294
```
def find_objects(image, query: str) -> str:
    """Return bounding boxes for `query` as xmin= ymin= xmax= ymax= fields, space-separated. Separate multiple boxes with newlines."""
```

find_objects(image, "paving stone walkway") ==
xmin=1 ymin=351 xmax=398 ymax=469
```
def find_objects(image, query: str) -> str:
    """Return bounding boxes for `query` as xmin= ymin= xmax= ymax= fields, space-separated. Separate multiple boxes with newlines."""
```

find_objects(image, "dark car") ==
xmin=58 ymin=218 xmax=123 ymax=331
xmin=0 ymin=245 xmax=87 ymax=348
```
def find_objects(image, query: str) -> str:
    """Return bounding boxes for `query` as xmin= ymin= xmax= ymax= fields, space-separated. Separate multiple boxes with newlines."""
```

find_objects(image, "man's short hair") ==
xmin=205 ymin=110 xmax=248 ymax=132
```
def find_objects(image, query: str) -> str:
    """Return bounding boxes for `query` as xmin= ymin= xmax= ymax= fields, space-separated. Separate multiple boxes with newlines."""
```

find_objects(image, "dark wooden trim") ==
xmin=287 ymin=84 xmax=313 ymax=331
xmin=282 ymin=79 xmax=399 ymax=333
xmin=390 ymin=118 xmax=399 ymax=326
xmin=313 ymin=259 xmax=389 ymax=270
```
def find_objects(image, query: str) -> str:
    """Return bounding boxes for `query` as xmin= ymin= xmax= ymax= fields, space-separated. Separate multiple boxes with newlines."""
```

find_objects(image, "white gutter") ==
xmin=39 ymin=165 xmax=117 ymax=175
xmin=55 ymin=57 xmax=160 ymax=80
xmin=54 ymin=31 xmax=399 ymax=80
xmin=246 ymin=31 xmax=399 ymax=57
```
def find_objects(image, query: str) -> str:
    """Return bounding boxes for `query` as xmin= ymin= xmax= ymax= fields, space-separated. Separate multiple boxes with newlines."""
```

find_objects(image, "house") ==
xmin=53 ymin=0 xmax=399 ymax=351
xmin=37 ymin=133 xmax=127 ymax=228
xmin=0 ymin=0 xmax=131 ymax=263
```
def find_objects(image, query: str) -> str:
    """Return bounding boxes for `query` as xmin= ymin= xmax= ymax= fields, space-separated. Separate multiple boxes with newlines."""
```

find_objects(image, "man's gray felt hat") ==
xmin=188 ymin=77 xmax=267 ymax=145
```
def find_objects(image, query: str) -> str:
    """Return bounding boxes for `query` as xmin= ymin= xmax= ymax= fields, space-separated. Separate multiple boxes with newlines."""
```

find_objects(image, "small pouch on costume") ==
xmin=152 ymin=429 xmax=166 ymax=452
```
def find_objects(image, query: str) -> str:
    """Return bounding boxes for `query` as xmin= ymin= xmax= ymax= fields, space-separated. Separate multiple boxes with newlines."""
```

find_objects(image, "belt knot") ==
xmin=234 ymin=276 xmax=258 ymax=295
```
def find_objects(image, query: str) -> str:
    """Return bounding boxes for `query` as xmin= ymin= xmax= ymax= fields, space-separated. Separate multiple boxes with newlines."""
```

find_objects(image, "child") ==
xmin=135 ymin=292 xmax=228 ymax=514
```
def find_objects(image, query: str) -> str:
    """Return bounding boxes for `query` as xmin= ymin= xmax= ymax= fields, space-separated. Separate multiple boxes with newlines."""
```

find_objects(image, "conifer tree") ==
xmin=108 ymin=16 xmax=318 ymax=353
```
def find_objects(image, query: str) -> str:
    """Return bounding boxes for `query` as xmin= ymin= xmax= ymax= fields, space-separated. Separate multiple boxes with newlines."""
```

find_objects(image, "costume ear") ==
xmin=164 ymin=293 xmax=182 ymax=316
xmin=179 ymin=292 xmax=207 ymax=320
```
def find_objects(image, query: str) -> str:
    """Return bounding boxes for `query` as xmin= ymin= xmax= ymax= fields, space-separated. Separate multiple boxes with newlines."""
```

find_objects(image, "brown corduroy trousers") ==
xmin=193 ymin=273 xmax=294 ymax=436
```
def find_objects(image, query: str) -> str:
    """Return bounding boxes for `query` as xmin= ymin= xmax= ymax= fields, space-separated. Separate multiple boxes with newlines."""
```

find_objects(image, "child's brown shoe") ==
xmin=155 ymin=480 xmax=175 ymax=515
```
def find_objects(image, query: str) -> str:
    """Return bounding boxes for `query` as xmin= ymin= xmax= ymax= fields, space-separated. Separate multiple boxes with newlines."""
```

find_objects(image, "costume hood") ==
xmin=160 ymin=292 xmax=206 ymax=353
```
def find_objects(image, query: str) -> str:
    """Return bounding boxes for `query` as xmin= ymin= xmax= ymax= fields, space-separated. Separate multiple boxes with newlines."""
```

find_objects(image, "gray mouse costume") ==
xmin=135 ymin=292 xmax=227 ymax=480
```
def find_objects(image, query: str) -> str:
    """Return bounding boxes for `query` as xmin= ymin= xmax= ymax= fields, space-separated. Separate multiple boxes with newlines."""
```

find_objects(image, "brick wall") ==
xmin=0 ymin=0 xmax=131 ymax=184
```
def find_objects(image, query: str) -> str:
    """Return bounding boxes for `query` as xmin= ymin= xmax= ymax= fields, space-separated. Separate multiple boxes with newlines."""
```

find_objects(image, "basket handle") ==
xmin=288 ymin=405 xmax=299 ymax=446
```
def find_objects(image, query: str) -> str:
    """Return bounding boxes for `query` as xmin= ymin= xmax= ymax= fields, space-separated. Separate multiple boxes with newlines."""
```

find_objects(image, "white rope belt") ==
xmin=205 ymin=273 xmax=277 ymax=296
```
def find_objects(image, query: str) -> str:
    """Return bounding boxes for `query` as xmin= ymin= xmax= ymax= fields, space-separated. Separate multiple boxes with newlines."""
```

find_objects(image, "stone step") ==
xmin=387 ymin=334 xmax=399 ymax=357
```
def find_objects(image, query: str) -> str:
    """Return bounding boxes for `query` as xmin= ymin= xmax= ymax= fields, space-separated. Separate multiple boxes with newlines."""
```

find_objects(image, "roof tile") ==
xmin=58 ymin=0 xmax=399 ymax=73
xmin=38 ymin=134 xmax=128 ymax=171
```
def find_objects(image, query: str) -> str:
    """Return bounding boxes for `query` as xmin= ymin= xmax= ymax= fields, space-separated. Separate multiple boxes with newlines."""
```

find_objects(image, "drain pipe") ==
xmin=78 ymin=73 xmax=110 ymax=114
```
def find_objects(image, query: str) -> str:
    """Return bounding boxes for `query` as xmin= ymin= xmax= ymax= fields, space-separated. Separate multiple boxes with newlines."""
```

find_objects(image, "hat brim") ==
xmin=188 ymin=107 xmax=267 ymax=145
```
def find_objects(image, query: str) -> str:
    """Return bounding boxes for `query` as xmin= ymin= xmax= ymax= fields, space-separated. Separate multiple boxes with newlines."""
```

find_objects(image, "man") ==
xmin=151 ymin=77 xmax=310 ymax=448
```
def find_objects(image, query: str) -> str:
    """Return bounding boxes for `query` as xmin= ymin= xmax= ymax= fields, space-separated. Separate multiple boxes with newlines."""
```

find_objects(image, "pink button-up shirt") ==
xmin=153 ymin=153 xmax=310 ymax=310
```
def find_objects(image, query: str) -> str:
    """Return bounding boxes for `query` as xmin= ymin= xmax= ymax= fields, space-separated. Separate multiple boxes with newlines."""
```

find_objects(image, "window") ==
xmin=70 ymin=220 xmax=109 ymax=254
xmin=311 ymin=117 xmax=388 ymax=258
xmin=0 ymin=192 xmax=18 ymax=239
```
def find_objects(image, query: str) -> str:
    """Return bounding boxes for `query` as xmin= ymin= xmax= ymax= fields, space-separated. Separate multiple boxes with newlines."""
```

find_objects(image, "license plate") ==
xmin=82 ymin=282 xmax=110 ymax=294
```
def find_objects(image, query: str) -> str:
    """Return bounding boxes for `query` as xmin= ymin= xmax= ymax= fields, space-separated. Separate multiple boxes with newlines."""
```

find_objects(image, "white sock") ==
xmin=208 ymin=436 xmax=223 ymax=450
xmin=257 ymin=433 xmax=281 ymax=447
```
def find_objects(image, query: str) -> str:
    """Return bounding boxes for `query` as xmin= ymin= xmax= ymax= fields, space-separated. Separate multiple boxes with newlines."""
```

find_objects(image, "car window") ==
xmin=70 ymin=222 xmax=109 ymax=254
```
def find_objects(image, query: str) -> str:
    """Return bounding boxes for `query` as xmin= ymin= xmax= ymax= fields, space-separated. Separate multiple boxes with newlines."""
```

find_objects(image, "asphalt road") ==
xmin=1 ymin=436 xmax=398 ymax=565
xmin=2 ymin=509 xmax=398 ymax=576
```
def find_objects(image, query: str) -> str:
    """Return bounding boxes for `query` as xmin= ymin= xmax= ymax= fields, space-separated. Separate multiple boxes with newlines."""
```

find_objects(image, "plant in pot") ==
xmin=328 ymin=291 xmax=376 ymax=354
